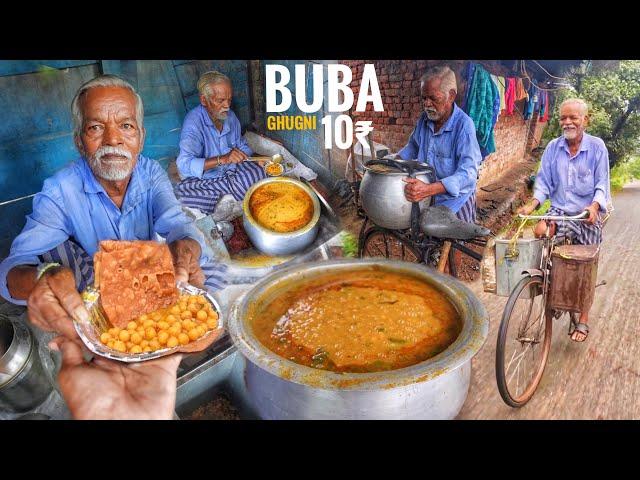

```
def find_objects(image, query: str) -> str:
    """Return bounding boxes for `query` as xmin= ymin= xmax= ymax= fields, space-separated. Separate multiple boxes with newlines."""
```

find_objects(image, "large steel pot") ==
xmin=359 ymin=165 xmax=431 ymax=230
xmin=242 ymin=177 xmax=321 ymax=256
xmin=227 ymin=259 xmax=489 ymax=419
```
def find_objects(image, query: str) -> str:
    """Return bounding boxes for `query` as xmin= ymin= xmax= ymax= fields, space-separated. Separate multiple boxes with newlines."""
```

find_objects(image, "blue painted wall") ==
xmin=0 ymin=60 xmax=252 ymax=258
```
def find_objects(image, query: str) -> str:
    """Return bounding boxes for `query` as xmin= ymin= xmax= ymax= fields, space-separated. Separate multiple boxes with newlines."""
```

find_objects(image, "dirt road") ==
xmin=457 ymin=180 xmax=640 ymax=419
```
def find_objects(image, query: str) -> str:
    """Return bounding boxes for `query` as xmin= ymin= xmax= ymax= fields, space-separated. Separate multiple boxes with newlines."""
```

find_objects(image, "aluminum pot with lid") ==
xmin=359 ymin=159 xmax=435 ymax=230
xmin=0 ymin=315 xmax=52 ymax=413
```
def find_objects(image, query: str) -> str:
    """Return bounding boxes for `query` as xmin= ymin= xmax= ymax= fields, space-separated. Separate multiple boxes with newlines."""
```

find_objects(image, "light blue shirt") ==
xmin=0 ymin=155 xmax=209 ymax=305
xmin=533 ymin=133 xmax=611 ymax=213
xmin=176 ymin=105 xmax=252 ymax=180
xmin=398 ymin=104 xmax=481 ymax=213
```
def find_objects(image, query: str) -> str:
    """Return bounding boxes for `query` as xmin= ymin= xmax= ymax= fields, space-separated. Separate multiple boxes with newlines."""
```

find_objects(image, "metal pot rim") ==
xmin=363 ymin=166 xmax=431 ymax=177
xmin=242 ymin=177 xmax=321 ymax=237
xmin=227 ymin=259 xmax=489 ymax=391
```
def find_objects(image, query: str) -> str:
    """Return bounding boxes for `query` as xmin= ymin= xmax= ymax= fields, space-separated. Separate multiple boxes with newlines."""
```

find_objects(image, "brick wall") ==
xmin=342 ymin=60 xmax=549 ymax=186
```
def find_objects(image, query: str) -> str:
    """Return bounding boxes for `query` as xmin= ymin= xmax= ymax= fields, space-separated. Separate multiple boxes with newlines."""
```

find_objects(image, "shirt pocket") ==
xmin=434 ymin=153 xmax=456 ymax=179
xmin=574 ymin=165 xmax=594 ymax=196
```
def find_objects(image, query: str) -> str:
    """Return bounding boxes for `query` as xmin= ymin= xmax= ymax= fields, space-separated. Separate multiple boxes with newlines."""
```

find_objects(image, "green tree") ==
xmin=542 ymin=60 xmax=640 ymax=168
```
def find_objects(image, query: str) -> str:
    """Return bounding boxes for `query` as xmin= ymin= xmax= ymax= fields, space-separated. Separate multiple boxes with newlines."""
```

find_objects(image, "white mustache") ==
xmin=94 ymin=145 xmax=132 ymax=162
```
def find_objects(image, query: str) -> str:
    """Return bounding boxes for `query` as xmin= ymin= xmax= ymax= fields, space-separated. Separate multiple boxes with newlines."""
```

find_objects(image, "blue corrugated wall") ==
xmin=0 ymin=60 xmax=251 ymax=258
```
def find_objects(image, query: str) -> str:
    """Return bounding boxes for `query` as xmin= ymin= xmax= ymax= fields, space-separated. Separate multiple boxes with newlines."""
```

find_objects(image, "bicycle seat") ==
xmin=419 ymin=205 xmax=491 ymax=240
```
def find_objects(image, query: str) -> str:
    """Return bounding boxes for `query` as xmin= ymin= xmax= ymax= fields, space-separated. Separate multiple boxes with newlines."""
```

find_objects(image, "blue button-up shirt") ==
xmin=533 ymin=133 xmax=611 ymax=213
xmin=176 ymin=105 xmax=253 ymax=180
xmin=398 ymin=104 xmax=482 ymax=213
xmin=0 ymin=155 xmax=209 ymax=305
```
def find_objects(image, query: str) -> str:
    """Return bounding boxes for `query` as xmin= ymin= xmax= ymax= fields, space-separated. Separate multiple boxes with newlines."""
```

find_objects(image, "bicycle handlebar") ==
xmin=518 ymin=211 xmax=589 ymax=221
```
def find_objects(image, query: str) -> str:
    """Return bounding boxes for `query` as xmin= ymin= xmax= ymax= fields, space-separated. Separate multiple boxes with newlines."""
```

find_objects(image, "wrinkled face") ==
xmin=560 ymin=102 xmax=588 ymax=141
xmin=421 ymin=78 xmax=455 ymax=122
xmin=77 ymin=86 xmax=144 ymax=181
xmin=201 ymin=81 xmax=232 ymax=122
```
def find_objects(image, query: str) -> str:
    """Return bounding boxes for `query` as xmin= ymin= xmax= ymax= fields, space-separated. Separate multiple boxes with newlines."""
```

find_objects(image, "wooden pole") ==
xmin=437 ymin=241 xmax=452 ymax=273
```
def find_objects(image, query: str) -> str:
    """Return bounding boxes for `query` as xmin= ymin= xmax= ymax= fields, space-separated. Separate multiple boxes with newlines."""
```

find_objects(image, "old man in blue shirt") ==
xmin=175 ymin=71 xmax=266 ymax=213
xmin=397 ymin=65 xmax=482 ymax=223
xmin=0 ymin=75 xmax=226 ymax=340
xmin=518 ymin=98 xmax=611 ymax=342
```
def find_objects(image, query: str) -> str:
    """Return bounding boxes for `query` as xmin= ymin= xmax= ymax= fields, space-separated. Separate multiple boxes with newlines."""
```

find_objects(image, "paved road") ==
xmin=457 ymin=181 xmax=640 ymax=419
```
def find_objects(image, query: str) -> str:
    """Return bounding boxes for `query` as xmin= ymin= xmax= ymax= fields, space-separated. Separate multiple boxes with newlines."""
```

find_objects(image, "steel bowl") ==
xmin=227 ymin=258 xmax=489 ymax=419
xmin=242 ymin=177 xmax=321 ymax=256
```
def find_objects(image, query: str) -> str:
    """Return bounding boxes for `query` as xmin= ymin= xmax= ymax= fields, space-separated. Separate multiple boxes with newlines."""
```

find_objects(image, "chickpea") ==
xmin=167 ymin=336 xmax=179 ymax=348
xmin=149 ymin=339 xmax=161 ymax=351
xmin=151 ymin=312 xmax=162 ymax=321
xmin=143 ymin=319 xmax=155 ymax=329
xmin=107 ymin=340 xmax=115 ymax=349
xmin=166 ymin=314 xmax=177 ymax=323
xmin=127 ymin=321 xmax=138 ymax=331
xmin=208 ymin=311 xmax=219 ymax=321
xmin=118 ymin=330 xmax=130 ymax=342
xmin=178 ymin=333 xmax=190 ymax=345
xmin=179 ymin=302 xmax=188 ymax=311
xmin=126 ymin=341 xmax=134 ymax=350
xmin=196 ymin=310 xmax=208 ymax=321
xmin=157 ymin=321 xmax=170 ymax=331
xmin=197 ymin=296 xmax=207 ymax=305
xmin=136 ymin=326 xmax=146 ymax=336
xmin=180 ymin=310 xmax=192 ymax=320
xmin=168 ymin=326 xmax=181 ymax=337
xmin=188 ymin=303 xmax=200 ymax=313
xmin=188 ymin=328 xmax=200 ymax=341
xmin=113 ymin=341 xmax=127 ymax=353
xmin=140 ymin=340 xmax=149 ymax=349
xmin=130 ymin=332 xmax=142 ymax=345
xmin=188 ymin=295 xmax=198 ymax=304
xmin=172 ymin=321 xmax=182 ymax=330
xmin=170 ymin=306 xmax=181 ymax=315
xmin=130 ymin=345 xmax=143 ymax=354
xmin=145 ymin=327 xmax=157 ymax=340
xmin=158 ymin=331 xmax=169 ymax=345
xmin=108 ymin=327 xmax=120 ymax=337
xmin=139 ymin=314 xmax=148 ymax=322
xmin=206 ymin=318 xmax=218 ymax=330
xmin=100 ymin=332 xmax=111 ymax=344
xmin=182 ymin=320 xmax=196 ymax=331
xmin=143 ymin=346 xmax=152 ymax=353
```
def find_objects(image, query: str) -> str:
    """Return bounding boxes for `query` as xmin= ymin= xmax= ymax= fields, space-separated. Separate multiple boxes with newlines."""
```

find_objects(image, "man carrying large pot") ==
xmin=396 ymin=66 xmax=482 ymax=223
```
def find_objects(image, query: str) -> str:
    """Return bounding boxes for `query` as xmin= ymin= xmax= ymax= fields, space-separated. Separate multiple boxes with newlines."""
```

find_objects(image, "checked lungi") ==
xmin=546 ymin=206 xmax=603 ymax=245
xmin=40 ymin=239 xmax=228 ymax=293
xmin=175 ymin=162 xmax=266 ymax=214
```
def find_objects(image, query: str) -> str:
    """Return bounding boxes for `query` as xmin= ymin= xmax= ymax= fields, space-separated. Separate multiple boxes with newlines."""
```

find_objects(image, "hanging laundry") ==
xmin=523 ymin=84 xmax=538 ymax=120
xmin=504 ymin=77 xmax=516 ymax=115
xmin=465 ymin=64 xmax=499 ymax=157
xmin=538 ymin=89 xmax=547 ymax=118
xmin=540 ymin=91 xmax=550 ymax=122
xmin=515 ymin=78 xmax=528 ymax=101
xmin=461 ymin=62 xmax=477 ymax=111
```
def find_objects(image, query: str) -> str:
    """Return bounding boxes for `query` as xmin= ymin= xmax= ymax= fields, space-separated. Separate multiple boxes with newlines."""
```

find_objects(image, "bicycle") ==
xmin=495 ymin=210 xmax=607 ymax=407
xmin=357 ymin=158 xmax=490 ymax=277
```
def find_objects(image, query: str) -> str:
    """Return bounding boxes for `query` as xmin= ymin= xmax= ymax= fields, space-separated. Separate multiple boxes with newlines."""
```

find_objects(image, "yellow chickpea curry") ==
xmin=249 ymin=182 xmax=314 ymax=233
xmin=250 ymin=268 xmax=462 ymax=373
xmin=99 ymin=294 xmax=219 ymax=354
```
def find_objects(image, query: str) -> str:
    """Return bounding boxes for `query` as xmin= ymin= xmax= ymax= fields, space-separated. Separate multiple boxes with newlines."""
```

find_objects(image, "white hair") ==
xmin=197 ymin=70 xmax=232 ymax=97
xmin=420 ymin=66 xmax=458 ymax=96
xmin=560 ymin=98 xmax=589 ymax=115
xmin=71 ymin=74 xmax=144 ymax=142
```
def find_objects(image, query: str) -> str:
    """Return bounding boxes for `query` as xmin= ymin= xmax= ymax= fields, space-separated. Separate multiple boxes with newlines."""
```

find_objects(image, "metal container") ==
xmin=227 ymin=259 xmax=489 ymax=419
xmin=242 ymin=177 xmax=321 ymax=256
xmin=549 ymin=244 xmax=600 ymax=313
xmin=0 ymin=316 xmax=52 ymax=413
xmin=495 ymin=238 xmax=543 ymax=297
xmin=359 ymin=166 xmax=431 ymax=229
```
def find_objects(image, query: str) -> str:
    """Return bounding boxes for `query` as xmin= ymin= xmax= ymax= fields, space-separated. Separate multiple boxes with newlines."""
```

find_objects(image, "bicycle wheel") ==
xmin=360 ymin=228 xmax=422 ymax=263
xmin=496 ymin=275 xmax=552 ymax=408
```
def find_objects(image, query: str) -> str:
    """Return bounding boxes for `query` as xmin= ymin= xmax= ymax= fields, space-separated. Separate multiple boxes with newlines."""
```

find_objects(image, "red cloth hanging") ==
xmin=504 ymin=77 xmax=516 ymax=115
xmin=540 ymin=91 xmax=550 ymax=122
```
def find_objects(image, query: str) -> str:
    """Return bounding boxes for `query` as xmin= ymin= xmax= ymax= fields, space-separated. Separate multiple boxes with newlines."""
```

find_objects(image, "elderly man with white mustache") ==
xmin=0 ymin=74 xmax=227 ymax=341
xmin=518 ymin=98 xmax=611 ymax=343
xmin=174 ymin=70 xmax=266 ymax=214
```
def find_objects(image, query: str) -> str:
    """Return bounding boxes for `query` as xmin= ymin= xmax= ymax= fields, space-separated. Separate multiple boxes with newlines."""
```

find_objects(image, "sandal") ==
xmin=570 ymin=322 xmax=589 ymax=342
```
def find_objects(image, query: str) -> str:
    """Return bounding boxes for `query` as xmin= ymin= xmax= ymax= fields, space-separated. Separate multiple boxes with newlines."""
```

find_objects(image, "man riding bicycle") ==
xmin=518 ymin=98 xmax=611 ymax=343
